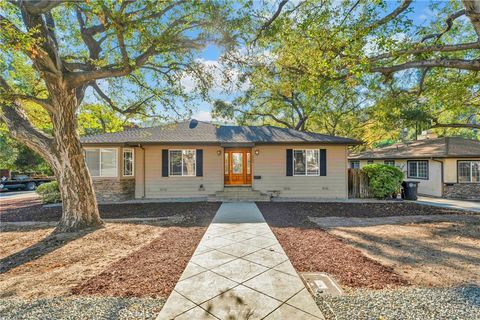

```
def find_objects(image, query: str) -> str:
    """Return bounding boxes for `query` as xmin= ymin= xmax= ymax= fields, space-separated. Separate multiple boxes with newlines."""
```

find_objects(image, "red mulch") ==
xmin=271 ymin=227 xmax=408 ymax=289
xmin=71 ymin=226 xmax=206 ymax=298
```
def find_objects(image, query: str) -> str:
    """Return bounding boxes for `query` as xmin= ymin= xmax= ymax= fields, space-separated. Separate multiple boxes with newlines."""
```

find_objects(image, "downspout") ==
xmin=431 ymin=158 xmax=444 ymax=197
xmin=138 ymin=144 xmax=146 ymax=199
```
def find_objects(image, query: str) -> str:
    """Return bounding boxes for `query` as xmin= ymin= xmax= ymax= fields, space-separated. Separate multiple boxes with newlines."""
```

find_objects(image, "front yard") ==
xmin=0 ymin=198 xmax=219 ymax=319
xmin=257 ymin=202 xmax=480 ymax=320
xmin=1 ymin=198 xmax=479 ymax=319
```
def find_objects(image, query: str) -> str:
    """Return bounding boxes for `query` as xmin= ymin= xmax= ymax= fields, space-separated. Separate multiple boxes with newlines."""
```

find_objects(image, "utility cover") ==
xmin=300 ymin=272 xmax=343 ymax=297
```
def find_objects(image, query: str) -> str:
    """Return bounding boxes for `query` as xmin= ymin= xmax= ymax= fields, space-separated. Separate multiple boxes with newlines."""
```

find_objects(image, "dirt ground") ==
xmin=258 ymin=202 xmax=480 ymax=290
xmin=0 ymin=202 xmax=219 ymax=299
xmin=328 ymin=221 xmax=480 ymax=287
xmin=0 ymin=223 xmax=166 ymax=299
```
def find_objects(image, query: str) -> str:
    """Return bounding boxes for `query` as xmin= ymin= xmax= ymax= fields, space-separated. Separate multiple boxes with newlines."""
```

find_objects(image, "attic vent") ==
xmin=189 ymin=119 xmax=198 ymax=129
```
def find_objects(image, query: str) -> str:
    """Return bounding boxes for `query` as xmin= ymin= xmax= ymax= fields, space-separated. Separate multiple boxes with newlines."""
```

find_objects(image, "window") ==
xmin=367 ymin=160 xmax=374 ymax=164
xmin=169 ymin=150 xmax=196 ymax=176
xmin=407 ymin=160 xmax=428 ymax=179
xmin=458 ymin=161 xmax=480 ymax=183
xmin=224 ymin=153 xmax=229 ymax=174
xmin=123 ymin=148 xmax=134 ymax=176
xmin=349 ymin=160 xmax=360 ymax=169
xmin=85 ymin=148 xmax=118 ymax=177
xmin=294 ymin=149 xmax=319 ymax=176
xmin=384 ymin=160 xmax=395 ymax=167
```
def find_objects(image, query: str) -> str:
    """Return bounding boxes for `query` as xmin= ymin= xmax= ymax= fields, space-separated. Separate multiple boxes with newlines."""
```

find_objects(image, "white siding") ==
xmin=356 ymin=159 xmax=442 ymax=197
xmin=135 ymin=145 xmax=223 ymax=199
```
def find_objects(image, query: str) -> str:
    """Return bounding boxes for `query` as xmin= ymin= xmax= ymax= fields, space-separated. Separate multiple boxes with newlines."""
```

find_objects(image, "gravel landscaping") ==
xmin=256 ymin=202 xmax=477 ymax=227
xmin=0 ymin=297 xmax=164 ymax=320
xmin=317 ymin=286 xmax=480 ymax=320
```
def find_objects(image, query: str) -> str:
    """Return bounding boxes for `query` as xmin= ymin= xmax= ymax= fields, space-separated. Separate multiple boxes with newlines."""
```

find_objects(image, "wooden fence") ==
xmin=348 ymin=168 xmax=374 ymax=198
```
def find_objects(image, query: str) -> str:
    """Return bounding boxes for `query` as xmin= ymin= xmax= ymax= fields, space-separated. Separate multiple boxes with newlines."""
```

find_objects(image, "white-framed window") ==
xmin=85 ymin=148 xmax=118 ymax=177
xmin=293 ymin=149 xmax=319 ymax=176
xmin=169 ymin=149 xmax=196 ymax=176
xmin=384 ymin=160 xmax=395 ymax=167
xmin=458 ymin=160 xmax=480 ymax=183
xmin=407 ymin=160 xmax=428 ymax=179
xmin=349 ymin=160 xmax=360 ymax=169
xmin=123 ymin=148 xmax=134 ymax=176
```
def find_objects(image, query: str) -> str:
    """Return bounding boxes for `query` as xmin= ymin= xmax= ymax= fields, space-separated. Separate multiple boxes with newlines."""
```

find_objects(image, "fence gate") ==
xmin=348 ymin=168 xmax=374 ymax=198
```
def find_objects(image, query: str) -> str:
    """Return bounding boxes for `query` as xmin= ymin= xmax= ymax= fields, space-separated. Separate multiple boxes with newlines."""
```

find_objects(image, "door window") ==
xmin=232 ymin=152 xmax=243 ymax=174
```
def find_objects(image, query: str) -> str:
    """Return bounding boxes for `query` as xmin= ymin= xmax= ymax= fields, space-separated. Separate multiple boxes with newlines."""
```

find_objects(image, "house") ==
xmin=80 ymin=120 xmax=361 ymax=201
xmin=349 ymin=136 xmax=480 ymax=200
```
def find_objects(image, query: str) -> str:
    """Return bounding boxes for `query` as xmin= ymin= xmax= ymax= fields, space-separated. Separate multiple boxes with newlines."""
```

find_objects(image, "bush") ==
xmin=362 ymin=164 xmax=404 ymax=199
xmin=36 ymin=181 xmax=61 ymax=204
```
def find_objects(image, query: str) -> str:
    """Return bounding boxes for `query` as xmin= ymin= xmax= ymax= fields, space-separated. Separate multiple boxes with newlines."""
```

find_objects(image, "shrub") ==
xmin=36 ymin=181 xmax=61 ymax=204
xmin=362 ymin=164 xmax=404 ymax=199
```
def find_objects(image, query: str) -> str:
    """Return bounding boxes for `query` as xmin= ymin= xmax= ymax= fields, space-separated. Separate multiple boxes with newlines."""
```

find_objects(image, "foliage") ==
xmin=362 ymin=164 xmax=404 ymax=199
xmin=36 ymin=181 xmax=61 ymax=204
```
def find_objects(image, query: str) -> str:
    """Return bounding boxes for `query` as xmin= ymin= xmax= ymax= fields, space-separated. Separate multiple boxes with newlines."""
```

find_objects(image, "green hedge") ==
xmin=362 ymin=164 xmax=404 ymax=199
xmin=36 ymin=181 xmax=61 ymax=204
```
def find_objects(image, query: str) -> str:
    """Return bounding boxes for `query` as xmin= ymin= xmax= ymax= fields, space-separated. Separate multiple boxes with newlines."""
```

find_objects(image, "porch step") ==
xmin=209 ymin=187 xmax=271 ymax=202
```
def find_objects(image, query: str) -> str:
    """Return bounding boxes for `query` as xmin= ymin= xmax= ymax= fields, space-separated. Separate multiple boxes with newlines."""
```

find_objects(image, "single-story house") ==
xmin=349 ymin=136 xmax=480 ymax=200
xmin=80 ymin=120 xmax=361 ymax=201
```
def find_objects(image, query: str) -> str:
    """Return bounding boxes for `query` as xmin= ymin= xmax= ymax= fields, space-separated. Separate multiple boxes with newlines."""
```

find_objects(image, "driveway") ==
xmin=416 ymin=196 xmax=480 ymax=213
xmin=0 ymin=191 xmax=38 ymax=201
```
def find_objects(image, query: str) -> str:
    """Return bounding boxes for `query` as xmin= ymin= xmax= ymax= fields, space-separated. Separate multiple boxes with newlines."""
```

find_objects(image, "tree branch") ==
xmin=366 ymin=0 xmax=412 ymax=30
xmin=421 ymin=9 xmax=466 ymax=42
xmin=370 ymin=41 xmax=480 ymax=61
xmin=372 ymin=58 xmax=480 ymax=74
xmin=463 ymin=0 xmax=480 ymax=38
xmin=254 ymin=0 xmax=289 ymax=42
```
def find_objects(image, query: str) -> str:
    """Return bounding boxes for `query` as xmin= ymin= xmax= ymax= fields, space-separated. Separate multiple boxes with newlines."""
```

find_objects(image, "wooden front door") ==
xmin=224 ymin=148 xmax=252 ymax=185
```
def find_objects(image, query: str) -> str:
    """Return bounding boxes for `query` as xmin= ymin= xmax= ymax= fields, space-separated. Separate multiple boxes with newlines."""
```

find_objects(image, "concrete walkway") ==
xmin=157 ymin=202 xmax=324 ymax=320
xmin=416 ymin=196 xmax=480 ymax=213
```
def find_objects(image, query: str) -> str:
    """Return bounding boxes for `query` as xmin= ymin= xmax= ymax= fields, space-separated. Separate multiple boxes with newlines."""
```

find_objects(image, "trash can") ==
xmin=402 ymin=181 xmax=419 ymax=200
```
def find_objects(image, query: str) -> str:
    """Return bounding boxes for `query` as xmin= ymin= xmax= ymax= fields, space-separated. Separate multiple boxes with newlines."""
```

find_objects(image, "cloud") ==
xmin=180 ymin=58 xmax=247 ymax=95
xmin=192 ymin=110 xmax=213 ymax=121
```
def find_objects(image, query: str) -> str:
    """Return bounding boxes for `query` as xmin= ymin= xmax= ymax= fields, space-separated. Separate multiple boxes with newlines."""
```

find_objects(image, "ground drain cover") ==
xmin=300 ymin=272 xmax=343 ymax=297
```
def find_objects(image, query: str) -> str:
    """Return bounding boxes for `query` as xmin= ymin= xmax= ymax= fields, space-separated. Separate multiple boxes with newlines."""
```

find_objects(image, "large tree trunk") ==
xmin=1 ymin=89 xmax=103 ymax=233
xmin=49 ymin=91 xmax=103 ymax=233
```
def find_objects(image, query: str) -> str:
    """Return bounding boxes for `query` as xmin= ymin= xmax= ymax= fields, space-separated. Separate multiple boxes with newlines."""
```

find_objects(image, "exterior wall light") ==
xmin=255 ymin=149 xmax=260 ymax=155
xmin=217 ymin=149 xmax=222 ymax=156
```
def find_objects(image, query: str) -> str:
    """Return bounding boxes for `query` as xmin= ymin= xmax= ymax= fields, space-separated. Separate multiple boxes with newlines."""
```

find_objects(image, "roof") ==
xmin=81 ymin=120 xmax=361 ymax=145
xmin=349 ymin=137 xmax=480 ymax=160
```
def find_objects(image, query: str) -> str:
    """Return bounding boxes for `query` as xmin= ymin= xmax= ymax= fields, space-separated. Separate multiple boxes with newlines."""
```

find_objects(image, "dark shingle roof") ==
xmin=349 ymin=137 xmax=480 ymax=160
xmin=81 ymin=120 xmax=361 ymax=145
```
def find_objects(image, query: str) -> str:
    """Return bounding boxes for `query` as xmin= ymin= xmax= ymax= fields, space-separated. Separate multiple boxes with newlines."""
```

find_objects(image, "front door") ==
xmin=224 ymin=148 xmax=252 ymax=185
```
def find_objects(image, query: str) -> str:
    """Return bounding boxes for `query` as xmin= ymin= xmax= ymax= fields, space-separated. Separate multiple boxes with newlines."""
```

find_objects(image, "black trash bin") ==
xmin=402 ymin=181 xmax=420 ymax=200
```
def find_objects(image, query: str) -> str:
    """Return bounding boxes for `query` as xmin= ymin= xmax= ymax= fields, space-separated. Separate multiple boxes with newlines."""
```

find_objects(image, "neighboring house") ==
xmin=80 ymin=120 xmax=361 ymax=201
xmin=349 ymin=137 xmax=480 ymax=200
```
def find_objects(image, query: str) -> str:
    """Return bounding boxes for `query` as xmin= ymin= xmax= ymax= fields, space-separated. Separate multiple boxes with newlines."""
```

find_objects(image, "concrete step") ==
xmin=210 ymin=188 xmax=271 ymax=202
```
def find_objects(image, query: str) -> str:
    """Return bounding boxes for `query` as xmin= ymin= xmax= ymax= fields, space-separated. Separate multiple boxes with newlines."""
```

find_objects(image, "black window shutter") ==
xmin=162 ymin=149 xmax=169 ymax=177
xmin=196 ymin=149 xmax=203 ymax=176
xmin=320 ymin=149 xmax=327 ymax=176
xmin=286 ymin=149 xmax=293 ymax=176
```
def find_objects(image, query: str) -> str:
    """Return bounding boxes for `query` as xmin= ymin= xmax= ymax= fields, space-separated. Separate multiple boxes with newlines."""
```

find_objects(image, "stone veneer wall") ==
xmin=443 ymin=183 xmax=480 ymax=200
xmin=92 ymin=178 xmax=135 ymax=202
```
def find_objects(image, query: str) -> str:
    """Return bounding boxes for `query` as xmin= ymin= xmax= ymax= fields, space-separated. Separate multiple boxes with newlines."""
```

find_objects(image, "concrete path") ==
xmin=157 ymin=202 xmax=324 ymax=320
xmin=416 ymin=196 xmax=480 ymax=213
